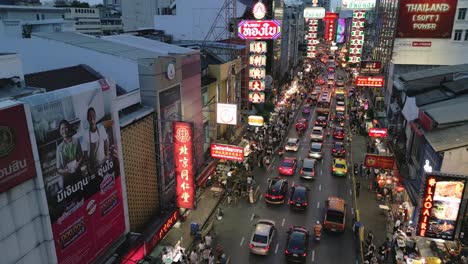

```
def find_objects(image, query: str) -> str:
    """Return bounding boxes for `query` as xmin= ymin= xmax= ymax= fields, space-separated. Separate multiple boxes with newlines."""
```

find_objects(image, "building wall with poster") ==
xmin=120 ymin=113 xmax=159 ymax=232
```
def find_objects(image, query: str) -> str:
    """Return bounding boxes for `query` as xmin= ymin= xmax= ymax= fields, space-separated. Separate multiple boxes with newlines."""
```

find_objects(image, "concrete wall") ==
xmin=441 ymin=147 xmax=468 ymax=176
xmin=0 ymin=37 xmax=140 ymax=91
xmin=0 ymin=8 xmax=65 ymax=21
xmin=0 ymin=53 xmax=23 ymax=80
xmin=121 ymin=0 xmax=157 ymax=31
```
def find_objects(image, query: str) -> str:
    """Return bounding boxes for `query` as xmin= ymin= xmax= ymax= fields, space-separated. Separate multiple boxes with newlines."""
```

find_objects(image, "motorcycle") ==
xmin=278 ymin=147 xmax=285 ymax=157
xmin=313 ymin=224 xmax=322 ymax=242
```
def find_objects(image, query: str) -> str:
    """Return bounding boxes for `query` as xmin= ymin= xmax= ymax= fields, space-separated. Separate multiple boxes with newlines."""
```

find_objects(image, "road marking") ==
xmin=275 ymin=243 xmax=279 ymax=254
xmin=250 ymin=213 xmax=255 ymax=221
xmin=240 ymin=237 xmax=245 ymax=246
xmin=281 ymin=218 xmax=286 ymax=227
xmin=321 ymin=168 xmax=323 ymax=174
xmin=317 ymin=201 xmax=320 ymax=208
xmin=312 ymin=250 xmax=315 ymax=262
xmin=259 ymin=194 xmax=263 ymax=201
xmin=292 ymin=181 xmax=295 ymax=187
xmin=319 ymin=184 xmax=322 ymax=191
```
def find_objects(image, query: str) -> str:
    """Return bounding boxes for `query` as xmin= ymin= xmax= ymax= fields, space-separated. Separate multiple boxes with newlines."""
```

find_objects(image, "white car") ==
xmin=249 ymin=219 xmax=276 ymax=255
xmin=336 ymin=101 xmax=346 ymax=112
xmin=310 ymin=126 xmax=324 ymax=142
xmin=285 ymin=138 xmax=300 ymax=152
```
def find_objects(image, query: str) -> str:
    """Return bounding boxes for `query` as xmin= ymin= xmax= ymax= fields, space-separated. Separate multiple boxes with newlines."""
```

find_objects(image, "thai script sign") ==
xmin=238 ymin=20 xmax=282 ymax=39
xmin=342 ymin=0 xmax=376 ymax=10
xmin=368 ymin=128 xmax=388 ymax=138
xmin=304 ymin=7 xmax=326 ymax=19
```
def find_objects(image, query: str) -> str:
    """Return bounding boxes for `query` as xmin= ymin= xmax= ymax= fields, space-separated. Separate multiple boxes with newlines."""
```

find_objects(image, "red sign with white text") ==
xmin=238 ymin=20 xmax=282 ymax=39
xmin=356 ymin=76 xmax=385 ymax=87
xmin=173 ymin=122 xmax=195 ymax=209
xmin=396 ymin=0 xmax=457 ymax=38
xmin=0 ymin=104 xmax=36 ymax=193
xmin=323 ymin=12 xmax=339 ymax=20
xmin=210 ymin=143 xmax=244 ymax=162
xmin=365 ymin=154 xmax=395 ymax=169
xmin=325 ymin=19 xmax=336 ymax=41
xmin=368 ymin=128 xmax=388 ymax=138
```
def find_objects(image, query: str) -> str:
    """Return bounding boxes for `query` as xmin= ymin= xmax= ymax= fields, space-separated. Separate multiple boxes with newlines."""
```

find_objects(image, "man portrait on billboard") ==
xmin=83 ymin=107 xmax=109 ymax=173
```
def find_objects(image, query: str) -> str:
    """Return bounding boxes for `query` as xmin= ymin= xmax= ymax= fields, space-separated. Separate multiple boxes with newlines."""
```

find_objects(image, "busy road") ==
xmin=213 ymin=67 xmax=358 ymax=264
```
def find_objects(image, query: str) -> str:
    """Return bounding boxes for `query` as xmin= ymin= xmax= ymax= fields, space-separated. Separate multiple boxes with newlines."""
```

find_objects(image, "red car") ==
xmin=278 ymin=157 xmax=297 ymax=176
xmin=333 ymin=126 xmax=345 ymax=140
xmin=315 ymin=116 xmax=328 ymax=127
xmin=332 ymin=141 xmax=346 ymax=157
xmin=315 ymin=79 xmax=325 ymax=85
xmin=296 ymin=118 xmax=308 ymax=131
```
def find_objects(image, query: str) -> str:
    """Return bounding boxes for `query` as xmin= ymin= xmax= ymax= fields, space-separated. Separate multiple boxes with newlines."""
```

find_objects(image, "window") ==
xmin=458 ymin=8 xmax=467 ymax=20
xmin=454 ymin=29 xmax=463 ymax=41
xmin=465 ymin=30 xmax=468 ymax=41
xmin=41 ymin=14 xmax=45 ymax=20
xmin=36 ymin=14 xmax=40 ymax=20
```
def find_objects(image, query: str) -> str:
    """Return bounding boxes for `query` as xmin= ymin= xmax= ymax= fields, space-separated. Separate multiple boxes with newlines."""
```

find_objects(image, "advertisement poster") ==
xmin=210 ymin=143 xmax=244 ymax=162
xmin=20 ymin=79 xmax=125 ymax=264
xmin=173 ymin=122 xmax=195 ymax=209
xmin=336 ymin=18 xmax=346 ymax=43
xmin=159 ymin=85 xmax=182 ymax=191
xmin=417 ymin=174 xmax=467 ymax=240
xmin=238 ymin=20 xmax=282 ymax=40
xmin=0 ymin=104 xmax=36 ymax=193
xmin=396 ymin=0 xmax=457 ymax=38
xmin=349 ymin=11 xmax=366 ymax=63
xmin=365 ymin=154 xmax=395 ymax=169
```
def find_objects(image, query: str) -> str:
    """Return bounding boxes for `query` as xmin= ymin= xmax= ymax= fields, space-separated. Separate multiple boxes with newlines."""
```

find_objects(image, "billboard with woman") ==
xmin=20 ymin=79 xmax=126 ymax=264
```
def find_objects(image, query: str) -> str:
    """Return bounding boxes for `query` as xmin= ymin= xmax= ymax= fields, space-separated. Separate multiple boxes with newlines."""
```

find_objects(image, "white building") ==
xmin=0 ymin=5 xmax=73 ymax=38
xmin=64 ymin=7 xmax=102 ymax=36
xmin=0 ymin=53 xmax=57 ymax=264
xmin=153 ymin=0 xmax=247 ymax=41
xmin=120 ymin=0 xmax=157 ymax=32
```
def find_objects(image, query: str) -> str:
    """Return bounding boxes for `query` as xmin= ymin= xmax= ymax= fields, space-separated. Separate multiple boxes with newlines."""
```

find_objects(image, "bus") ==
xmin=316 ymin=90 xmax=332 ymax=114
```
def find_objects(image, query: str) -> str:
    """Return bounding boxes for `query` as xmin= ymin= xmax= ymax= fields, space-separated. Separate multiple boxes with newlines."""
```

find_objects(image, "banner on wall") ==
xmin=0 ymin=104 xmax=37 ymax=193
xmin=173 ymin=122 xmax=195 ymax=209
xmin=210 ymin=143 xmax=244 ymax=162
xmin=360 ymin=61 xmax=382 ymax=74
xmin=364 ymin=154 xmax=395 ymax=169
xmin=356 ymin=76 xmax=385 ymax=87
xmin=20 ymin=79 xmax=126 ymax=264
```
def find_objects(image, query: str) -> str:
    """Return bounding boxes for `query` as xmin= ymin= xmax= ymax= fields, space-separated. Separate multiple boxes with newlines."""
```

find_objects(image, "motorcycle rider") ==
xmin=313 ymin=221 xmax=323 ymax=239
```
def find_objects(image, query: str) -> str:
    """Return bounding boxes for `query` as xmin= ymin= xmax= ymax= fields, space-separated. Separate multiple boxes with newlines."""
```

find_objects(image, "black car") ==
xmin=314 ymin=115 xmax=327 ymax=127
xmin=285 ymin=226 xmax=310 ymax=262
xmin=334 ymin=111 xmax=345 ymax=122
xmin=332 ymin=141 xmax=346 ymax=157
xmin=289 ymin=186 xmax=309 ymax=210
xmin=265 ymin=177 xmax=288 ymax=204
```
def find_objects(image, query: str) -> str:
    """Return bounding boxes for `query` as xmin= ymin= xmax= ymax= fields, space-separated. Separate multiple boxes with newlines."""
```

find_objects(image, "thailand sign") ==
xmin=349 ymin=11 xmax=366 ymax=63
xmin=250 ymin=41 xmax=267 ymax=54
xmin=360 ymin=61 xmax=382 ymax=74
xmin=249 ymin=80 xmax=266 ymax=91
xmin=396 ymin=0 xmax=457 ymax=38
xmin=417 ymin=173 xmax=467 ymax=240
xmin=342 ymin=0 xmax=376 ymax=10
xmin=250 ymin=54 xmax=267 ymax=67
xmin=303 ymin=7 xmax=326 ymax=19
xmin=249 ymin=92 xmax=265 ymax=103
xmin=356 ymin=76 xmax=385 ymax=87
xmin=248 ymin=115 xmax=264 ymax=126
xmin=365 ymin=154 xmax=394 ymax=169
xmin=20 ymin=79 xmax=126 ymax=264
xmin=173 ymin=122 xmax=195 ymax=209
xmin=0 ymin=104 xmax=37 ymax=193
xmin=238 ymin=20 xmax=281 ymax=39
xmin=210 ymin=143 xmax=244 ymax=162
xmin=368 ymin=128 xmax=388 ymax=138
xmin=216 ymin=103 xmax=237 ymax=125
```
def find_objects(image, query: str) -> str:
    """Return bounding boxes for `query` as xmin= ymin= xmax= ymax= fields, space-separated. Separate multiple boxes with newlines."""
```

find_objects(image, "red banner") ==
xmin=210 ymin=143 xmax=244 ymax=162
xmin=356 ymin=76 xmax=385 ymax=87
xmin=325 ymin=19 xmax=336 ymax=41
xmin=0 ymin=104 xmax=36 ymax=193
xmin=238 ymin=20 xmax=282 ymax=39
xmin=396 ymin=0 xmax=458 ymax=38
xmin=365 ymin=154 xmax=395 ymax=169
xmin=368 ymin=128 xmax=388 ymax=138
xmin=173 ymin=122 xmax=195 ymax=209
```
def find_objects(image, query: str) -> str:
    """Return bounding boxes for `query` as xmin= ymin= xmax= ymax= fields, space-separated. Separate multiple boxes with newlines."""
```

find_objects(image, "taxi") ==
xmin=332 ymin=158 xmax=348 ymax=177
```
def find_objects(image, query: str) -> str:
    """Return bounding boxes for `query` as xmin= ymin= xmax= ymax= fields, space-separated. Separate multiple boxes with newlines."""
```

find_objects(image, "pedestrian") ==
xmin=384 ymin=238 xmax=392 ymax=260
xmin=360 ymin=163 xmax=365 ymax=177
xmin=202 ymin=248 xmax=211 ymax=263
xmin=190 ymin=250 xmax=198 ymax=264
xmin=356 ymin=180 xmax=361 ymax=198
xmin=394 ymin=219 xmax=401 ymax=233
xmin=208 ymin=252 xmax=215 ymax=264
xmin=198 ymin=240 xmax=206 ymax=253
xmin=205 ymin=234 xmax=213 ymax=248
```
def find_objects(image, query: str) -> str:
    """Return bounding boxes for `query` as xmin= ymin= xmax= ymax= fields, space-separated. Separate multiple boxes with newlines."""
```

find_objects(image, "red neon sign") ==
xmin=368 ymin=128 xmax=388 ymax=138
xmin=356 ymin=76 xmax=384 ymax=87
xmin=323 ymin=12 xmax=338 ymax=20
xmin=210 ymin=143 xmax=244 ymax=162
xmin=238 ymin=20 xmax=282 ymax=39
xmin=146 ymin=210 xmax=180 ymax=251
xmin=173 ymin=122 xmax=195 ymax=209
xmin=418 ymin=177 xmax=437 ymax=237
xmin=325 ymin=19 xmax=336 ymax=41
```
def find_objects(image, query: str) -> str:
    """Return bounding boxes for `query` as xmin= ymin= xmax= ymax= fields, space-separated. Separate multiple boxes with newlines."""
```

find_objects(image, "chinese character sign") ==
xmin=173 ymin=122 xmax=195 ymax=209
xmin=305 ymin=19 xmax=319 ymax=58
xmin=249 ymin=41 xmax=267 ymax=103
xmin=349 ymin=11 xmax=366 ymax=63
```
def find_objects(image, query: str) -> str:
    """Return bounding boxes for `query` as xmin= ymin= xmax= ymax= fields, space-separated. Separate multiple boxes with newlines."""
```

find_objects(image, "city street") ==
xmin=213 ymin=69 xmax=359 ymax=263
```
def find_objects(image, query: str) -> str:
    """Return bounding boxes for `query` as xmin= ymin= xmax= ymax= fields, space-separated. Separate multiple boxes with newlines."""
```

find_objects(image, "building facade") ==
xmin=64 ymin=7 xmax=102 ymax=35
xmin=121 ymin=0 xmax=157 ymax=32
xmin=99 ymin=7 xmax=122 ymax=35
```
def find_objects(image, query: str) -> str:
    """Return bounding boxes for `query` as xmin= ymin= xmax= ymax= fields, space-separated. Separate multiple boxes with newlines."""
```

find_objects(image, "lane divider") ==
xmin=240 ymin=237 xmax=245 ymax=246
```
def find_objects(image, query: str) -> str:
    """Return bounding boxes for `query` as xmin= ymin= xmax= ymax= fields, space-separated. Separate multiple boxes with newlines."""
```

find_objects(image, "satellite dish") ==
xmin=265 ymin=75 xmax=273 ymax=85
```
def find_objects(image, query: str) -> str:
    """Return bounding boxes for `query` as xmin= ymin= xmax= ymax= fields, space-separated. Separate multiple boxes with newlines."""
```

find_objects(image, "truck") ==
xmin=323 ymin=196 xmax=346 ymax=232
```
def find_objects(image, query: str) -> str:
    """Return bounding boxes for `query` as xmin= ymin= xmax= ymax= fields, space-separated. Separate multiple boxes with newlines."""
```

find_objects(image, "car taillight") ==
xmin=303 ymin=202 xmax=308 ymax=206
xmin=264 ymin=246 xmax=270 ymax=251
xmin=342 ymin=150 xmax=346 ymax=153
xmin=332 ymin=168 xmax=337 ymax=171
xmin=289 ymin=200 xmax=294 ymax=204
xmin=332 ymin=149 xmax=336 ymax=152
xmin=302 ymin=252 xmax=308 ymax=257
xmin=285 ymin=249 xmax=290 ymax=254
xmin=300 ymin=169 xmax=303 ymax=174
xmin=249 ymin=243 xmax=254 ymax=249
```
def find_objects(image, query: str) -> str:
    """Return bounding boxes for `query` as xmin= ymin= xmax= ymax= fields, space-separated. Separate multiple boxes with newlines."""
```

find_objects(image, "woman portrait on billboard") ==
xmin=56 ymin=119 xmax=84 ymax=184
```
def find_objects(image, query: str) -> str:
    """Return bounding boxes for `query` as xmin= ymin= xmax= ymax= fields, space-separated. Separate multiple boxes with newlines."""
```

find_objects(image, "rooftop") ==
xmin=0 ymin=5 xmax=66 ymax=12
xmin=425 ymin=123 xmax=468 ymax=152
xmin=102 ymin=35 xmax=198 ymax=55
xmin=419 ymin=94 xmax=468 ymax=125
xmin=32 ymin=32 xmax=165 ymax=65
xmin=24 ymin=64 xmax=127 ymax=95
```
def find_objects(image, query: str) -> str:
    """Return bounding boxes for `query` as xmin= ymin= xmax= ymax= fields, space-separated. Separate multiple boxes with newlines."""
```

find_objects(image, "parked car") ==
xmin=265 ymin=177 xmax=289 ymax=204
xmin=278 ymin=157 xmax=297 ymax=176
xmin=308 ymin=142 xmax=323 ymax=160
xmin=310 ymin=126 xmax=324 ymax=142
xmin=289 ymin=186 xmax=309 ymax=210
xmin=332 ymin=141 xmax=346 ymax=157
xmin=285 ymin=226 xmax=310 ymax=262
xmin=285 ymin=138 xmax=300 ymax=152
xmin=300 ymin=158 xmax=317 ymax=179
xmin=249 ymin=219 xmax=276 ymax=255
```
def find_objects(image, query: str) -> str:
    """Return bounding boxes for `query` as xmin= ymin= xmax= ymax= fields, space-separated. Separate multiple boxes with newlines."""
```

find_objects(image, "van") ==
xmin=323 ymin=196 xmax=346 ymax=232
xmin=300 ymin=158 xmax=317 ymax=179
